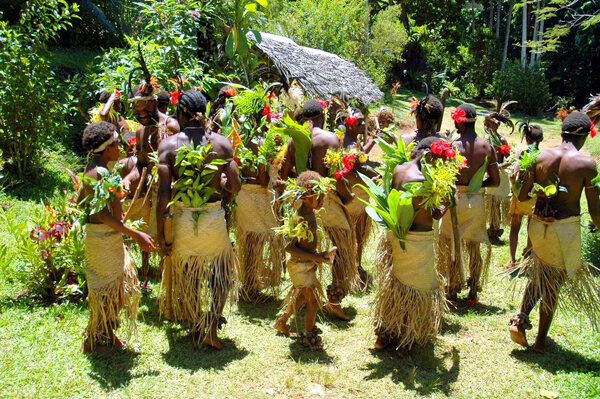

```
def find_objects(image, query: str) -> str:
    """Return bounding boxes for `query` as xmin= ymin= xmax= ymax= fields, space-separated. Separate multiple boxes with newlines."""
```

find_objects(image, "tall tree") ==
xmin=502 ymin=0 xmax=514 ymax=69
xmin=521 ymin=0 xmax=528 ymax=67
xmin=530 ymin=0 xmax=541 ymax=67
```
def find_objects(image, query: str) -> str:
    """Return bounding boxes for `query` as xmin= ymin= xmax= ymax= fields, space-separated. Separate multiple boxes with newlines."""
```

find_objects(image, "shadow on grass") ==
xmin=87 ymin=350 xmax=149 ymax=391
xmin=236 ymin=299 xmax=281 ymax=323
xmin=363 ymin=344 xmax=460 ymax=396
xmin=162 ymin=327 xmax=249 ymax=371
xmin=441 ymin=319 xmax=464 ymax=335
xmin=511 ymin=345 xmax=600 ymax=374
xmin=448 ymin=300 xmax=504 ymax=316
xmin=288 ymin=341 xmax=334 ymax=364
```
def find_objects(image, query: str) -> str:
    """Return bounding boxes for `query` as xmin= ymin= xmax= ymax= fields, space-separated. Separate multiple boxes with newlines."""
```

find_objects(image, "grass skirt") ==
xmin=374 ymin=231 xmax=445 ymax=349
xmin=83 ymin=224 xmax=140 ymax=349
xmin=281 ymin=257 xmax=326 ymax=313
xmin=512 ymin=216 xmax=600 ymax=329
xmin=233 ymin=184 xmax=285 ymax=301
xmin=346 ymin=186 xmax=373 ymax=266
xmin=437 ymin=187 xmax=492 ymax=296
xmin=320 ymin=192 xmax=359 ymax=297
xmin=485 ymin=168 xmax=511 ymax=230
xmin=161 ymin=202 xmax=238 ymax=341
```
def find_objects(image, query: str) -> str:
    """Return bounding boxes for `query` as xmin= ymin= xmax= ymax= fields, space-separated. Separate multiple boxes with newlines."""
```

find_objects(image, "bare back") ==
xmin=311 ymin=127 xmax=341 ymax=176
xmin=454 ymin=132 xmax=499 ymax=187
xmin=524 ymin=145 xmax=598 ymax=220
xmin=392 ymin=161 xmax=434 ymax=231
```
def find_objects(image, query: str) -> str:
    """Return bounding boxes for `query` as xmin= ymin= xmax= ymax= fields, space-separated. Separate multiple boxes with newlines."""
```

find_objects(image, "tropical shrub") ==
xmin=486 ymin=60 xmax=551 ymax=116
xmin=0 ymin=1 xmax=79 ymax=181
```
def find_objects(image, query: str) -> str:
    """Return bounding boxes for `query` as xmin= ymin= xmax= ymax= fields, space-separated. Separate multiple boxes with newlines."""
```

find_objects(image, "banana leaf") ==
xmin=467 ymin=156 xmax=488 ymax=196
xmin=271 ymin=113 xmax=312 ymax=173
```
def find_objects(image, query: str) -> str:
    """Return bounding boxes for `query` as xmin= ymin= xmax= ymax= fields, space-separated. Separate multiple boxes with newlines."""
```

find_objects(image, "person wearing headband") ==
xmin=436 ymin=103 xmax=500 ymax=305
xmin=509 ymin=111 xmax=600 ymax=353
xmin=79 ymin=121 xmax=155 ymax=354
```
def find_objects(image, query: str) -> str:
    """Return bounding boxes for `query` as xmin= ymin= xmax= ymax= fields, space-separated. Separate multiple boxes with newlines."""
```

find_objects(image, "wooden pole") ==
xmin=163 ymin=214 xmax=174 ymax=320
xmin=123 ymin=167 xmax=147 ymax=222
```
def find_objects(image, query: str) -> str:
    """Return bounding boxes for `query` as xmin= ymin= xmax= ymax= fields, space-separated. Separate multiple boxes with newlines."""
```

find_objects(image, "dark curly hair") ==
xmin=301 ymin=99 xmax=324 ymax=119
xmin=561 ymin=112 xmax=591 ymax=136
xmin=156 ymin=87 xmax=170 ymax=107
xmin=414 ymin=96 xmax=443 ymax=122
xmin=178 ymin=90 xmax=207 ymax=116
xmin=296 ymin=170 xmax=322 ymax=190
xmin=82 ymin=122 xmax=115 ymax=153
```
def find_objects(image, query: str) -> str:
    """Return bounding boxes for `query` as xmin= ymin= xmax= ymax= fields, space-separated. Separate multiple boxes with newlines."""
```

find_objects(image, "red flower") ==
xmin=345 ymin=116 xmax=357 ymax=128
xmin=458 ymin=159 xmax=468 ymax=169
xmin=189 ymin=10 xmax=200 ymax=20
xmin=316 ymin=99 xmax=328 ymax=109
xmin=262 ymin=105 xmax=271 ymax=116
xmin=267 ymin=92 xmax=275 ymax=99
xmin=169 ymin=90 xmax=180 ymax=105
xmin=128 ymin=137 xmax=136 ymax=146
xmin=498 ymin=144 xmax=511 ymax=155
xmin=430 ymin=141 xmax=446 ymax=156
xmin=73 ymin=183 xmax=80 ymax=191
xmin=451 ymin=108 xmax=468 ymax=124
xmin=233 ymin=157 xmax=239 ymax=165
xmin=269 ymin=112 xmax=281 ymax=120
xmin=444 ymin=148 xmax=456 ymax=158
xmin=40 ymin=249 xmax=50 ymax=261
xmin=108 ymin=187 xmax=116 ymax=193
xmin=334 ymin=170 xmax=344 ymax=179
xmin=114 ymin=89 xmax=121 ymax=98
xmin=225 ymin=88 xmax=237 ymax=97
xmin=30 ymin=226 xmax=49 ymax=243
xmin=342 ymin=153 xmax=355 ymax=170
xmin=66 ymin=276 xmax=75 ymax=285
xmin=117 ymin=190 xmax=125 ymax=198
xmin=275 ymin=135 xmax=280 ymax=143
xmin=591 ymin=121 xmax=597 ymax=138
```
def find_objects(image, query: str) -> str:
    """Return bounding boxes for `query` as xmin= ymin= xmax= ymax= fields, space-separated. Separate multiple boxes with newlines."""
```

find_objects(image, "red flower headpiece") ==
xmin=591 ymin=121 xmax=597 ymax=138
xmin=451 ymin=108 xmax=468 ymax=124
xmin=267 ymin=92 xmax=275 ymax=99
xmin=126 ymin=137 xmax=136 ymax=153
xmin=430 ymin=141 xmax=456 ymax=159
xmin=498 ymin=144 xmax=511 ymax=155
xmin=345 ymin=116 xmax=357 ymax=128
xmin=169 ymin=90 xmax=180 ymax=105
xmin=315 ymin=98 xmax=328 ymax=109
xmin=224 ymin=88 xmax=237 ymax=97
xmin=114 ymin=89 xmax=121 ymax=98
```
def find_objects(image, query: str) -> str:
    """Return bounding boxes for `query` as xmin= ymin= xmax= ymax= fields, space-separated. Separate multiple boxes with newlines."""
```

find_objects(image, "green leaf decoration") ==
xmin=232 ymin=86 xmax=267 ymax=115
xmin=517 ymin=145 xmax=540 ymax=173
xmin=271 ymin=112 xmax=312 ymax=173
xmin=467 ymin=156 xmax=488 ymax=196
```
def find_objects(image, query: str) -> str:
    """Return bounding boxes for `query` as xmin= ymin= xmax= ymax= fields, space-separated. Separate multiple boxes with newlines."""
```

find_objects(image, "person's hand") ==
xmin=122 ymin=178 xmax=131 ymax=193
xmin=135 ymin=231 xmax=156 ymax=252
xmin=320 ymin=246 xmax=337 ymax=263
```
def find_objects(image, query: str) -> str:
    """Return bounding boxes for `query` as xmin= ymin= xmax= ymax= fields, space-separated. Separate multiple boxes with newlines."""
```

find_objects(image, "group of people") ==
xmin=77 ymin=66 xmax=600 ymax=357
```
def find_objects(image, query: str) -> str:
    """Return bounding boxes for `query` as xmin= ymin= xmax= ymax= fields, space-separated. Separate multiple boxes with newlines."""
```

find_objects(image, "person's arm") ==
xmin=166 ymin=117 xmax=180 ymax=134
xmin=584 ymin=161 xmax=600 ymax=228
xmin=518 ymin=163 xmax=536 ymax=202
xmin=285 ymin=239 xmax=330 ymax=263
xmin=335 ymin=178 xmax=354 ymax=205
xmin=100 ymin=92 xmax=119 ymax=118
xmin=156 ymin=146 xmax=173 ymax=255
xmin=221 ymin=159 xmax=242 ymax=195
xmin=96 ymin=207 xmax=155 ymax=251
xmin=483 ymin=146 xmax=500 ymax=188
xmin=280 ymin=139 xmax=296 ymax=180
xmin=363 ymin=137 xmax=376 ymax=154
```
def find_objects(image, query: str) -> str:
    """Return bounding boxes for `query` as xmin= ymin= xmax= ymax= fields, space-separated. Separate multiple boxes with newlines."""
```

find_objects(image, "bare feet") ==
xmin=325 ymin=303 xmax=350 ymax=321
xmin=374 ymin=335 xmax=388 ymax=350
xmin=532 ymin=337 xmax=557 ymax=353
xmin=509 ymin=325 xmax=528 ymax=348
xmin=81 ymin=340 xmax=115 ymax=356
xmin=503 ymin=261 xmax=515 ymax=269
xmin=111 ymin=337 xmax=128 ymax=350
xmin=273 ymin=320 xmax=290 ymax=336
xmin=202 ymin=328 xmax=223 ymax=350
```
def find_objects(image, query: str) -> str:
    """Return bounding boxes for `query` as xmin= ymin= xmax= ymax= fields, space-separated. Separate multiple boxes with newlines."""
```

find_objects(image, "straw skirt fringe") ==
xmin=161 ymin=202 xmax=238 ymax=340
xmin=83 ymin=224 xmax=140 ymax=348
xmin=233 ymin=184 xmax=285 ymax=300
xmin=320 ymin=193 xmax=359 ymax=295
xmin=374 ymin=232 xmax=445 ymax=349
xmin=437 ymin=188 xmax=491 ymax=296
xmin=512 ymin=216 xmax=600 ymax=330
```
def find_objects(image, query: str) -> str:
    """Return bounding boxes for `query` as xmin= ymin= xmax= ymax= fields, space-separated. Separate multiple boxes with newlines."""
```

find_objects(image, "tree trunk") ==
xmin=535 ymin=0 xmax=545 ymax=63
xmin=529 ymin=0 xmax=540 ymax=67
xmin=496 ymin=0 xmax=502 ymax=38
xmin=501 ymin=0 xmax=513 ymax=70
xmin=489 ymin=0 xmax=495 ymax=29
xmin=521 ymin=0 xmax=527 ymax=68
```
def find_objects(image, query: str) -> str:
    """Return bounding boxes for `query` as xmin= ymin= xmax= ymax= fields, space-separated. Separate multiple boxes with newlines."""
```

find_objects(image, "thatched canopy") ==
xmin=247 ymin=31 xmax=384 ymax=106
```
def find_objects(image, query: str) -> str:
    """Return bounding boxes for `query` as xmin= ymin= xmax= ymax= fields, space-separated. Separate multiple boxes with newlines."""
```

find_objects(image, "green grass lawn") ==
xmin=1 ymin=228 xmax=600 ymax=398
xmin=1 ymin=92 xmax=599 ymax=398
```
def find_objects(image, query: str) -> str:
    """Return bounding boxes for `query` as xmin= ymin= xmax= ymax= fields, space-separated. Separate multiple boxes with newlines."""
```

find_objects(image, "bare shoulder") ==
xmin=166 ymin=117 xmax=180 ymax=133
xmin=158 ymin=133 xmax=186 ymax=163
xmin=312 ymin=129 xmax=339 ymax=148
xmin=207 ymin=132 xmax=233 ymax=158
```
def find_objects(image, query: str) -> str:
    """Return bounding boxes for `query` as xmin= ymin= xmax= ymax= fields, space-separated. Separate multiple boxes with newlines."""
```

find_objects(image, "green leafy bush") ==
xmin=582 ymin=225 xmax=600 ymax=269
xmin=486 ymin=60 xmax=551 ymax=116
xmin=0 ymin=1 xmax=79 ymax=181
